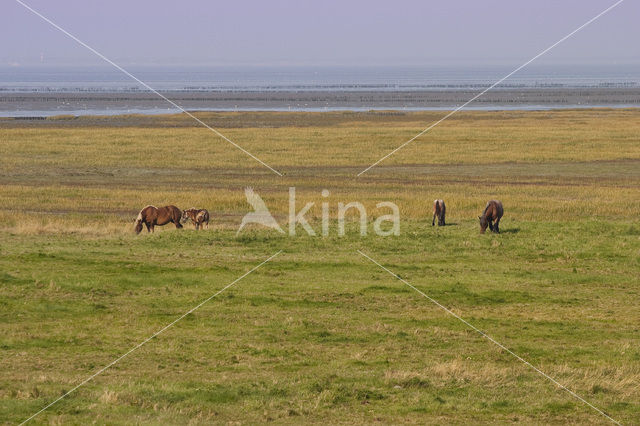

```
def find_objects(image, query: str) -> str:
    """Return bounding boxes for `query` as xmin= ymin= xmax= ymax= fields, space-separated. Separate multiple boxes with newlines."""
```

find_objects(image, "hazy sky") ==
xmin=2 ymin=0 xmax=638 ymax=67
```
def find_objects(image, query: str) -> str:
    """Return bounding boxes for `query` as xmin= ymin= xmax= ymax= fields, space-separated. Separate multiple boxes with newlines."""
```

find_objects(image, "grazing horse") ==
xmin=432 ymin=199 xmax=446 ymax=226
xmin=479 ymin=200 xmax=503 ymax=234
xmin=182 ymin=207 xmax=210 ymax=230
xmin=134 ymin=205 xmax=183 ymax=234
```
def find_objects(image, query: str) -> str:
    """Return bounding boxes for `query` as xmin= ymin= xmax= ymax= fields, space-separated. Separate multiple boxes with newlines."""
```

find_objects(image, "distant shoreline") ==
xmin=2 ymin=88 xmax=640 ymax=117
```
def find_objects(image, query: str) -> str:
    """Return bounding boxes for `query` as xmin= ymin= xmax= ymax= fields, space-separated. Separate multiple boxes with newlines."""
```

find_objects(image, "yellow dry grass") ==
xmin=1 ymin=109 xmax=639 ymax=234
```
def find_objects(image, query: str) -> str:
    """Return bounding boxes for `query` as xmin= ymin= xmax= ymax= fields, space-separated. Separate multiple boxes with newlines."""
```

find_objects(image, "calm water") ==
xmin=2 ymin=64 xmax=639 ymax=92
xmin=1 ymin=64 xmax=639 ymax=115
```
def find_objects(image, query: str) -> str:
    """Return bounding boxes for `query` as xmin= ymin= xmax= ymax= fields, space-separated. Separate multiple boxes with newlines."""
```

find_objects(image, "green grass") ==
xmin=1 ymin=221 xmax=638 ymax=424
xmin=0 ymin=110 xmax=639 ymax=424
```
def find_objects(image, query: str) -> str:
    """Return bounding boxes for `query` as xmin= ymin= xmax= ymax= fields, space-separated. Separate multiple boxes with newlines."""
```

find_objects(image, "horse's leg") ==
xmin=150 ymin=224 xmax=155 ymax=233
xmin=432 ymin=211 xmax=436 ymax=226
xmin=494 ymin=218 xmax=501 ymax=233
xmin=488 ymin=219 xmax=494 ymax=232
xmin=145 ymin=222 xmax=151 ymax=233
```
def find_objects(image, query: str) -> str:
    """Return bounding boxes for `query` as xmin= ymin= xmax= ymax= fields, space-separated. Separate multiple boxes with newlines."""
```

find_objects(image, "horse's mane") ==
xmin=136 ymin=205 xmax=157 ymax=222
xmin=481 ymin=202 xmax=491 ymax=217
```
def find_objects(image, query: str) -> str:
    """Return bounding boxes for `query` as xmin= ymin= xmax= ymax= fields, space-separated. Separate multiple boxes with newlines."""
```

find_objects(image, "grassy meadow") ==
xmin=1 ymin=109 xmax=639 ymax=424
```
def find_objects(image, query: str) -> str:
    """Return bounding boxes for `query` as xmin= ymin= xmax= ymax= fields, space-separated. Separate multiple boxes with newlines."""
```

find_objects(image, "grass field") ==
xmin=1 ymin=109 xmax=639 ymax=424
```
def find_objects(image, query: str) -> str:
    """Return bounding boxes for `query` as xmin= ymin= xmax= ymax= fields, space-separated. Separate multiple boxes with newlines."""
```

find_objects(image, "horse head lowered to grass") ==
xmin=135 ymin=205 xmax=183 ymax=234
xmin=479 ymin=200 xmax=503 ymax=234
xmin=432 ymin=199 xmax=446 ymax=226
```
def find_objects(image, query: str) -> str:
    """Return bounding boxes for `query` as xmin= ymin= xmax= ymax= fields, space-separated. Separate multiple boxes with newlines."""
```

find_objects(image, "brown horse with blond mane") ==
xmin=135 ymin=205 xmax=183 ymax=234
xmin=479 ymin=200 xmax=503 ymax=234
xmin=181 ymin=208 xmax=210 ymax=230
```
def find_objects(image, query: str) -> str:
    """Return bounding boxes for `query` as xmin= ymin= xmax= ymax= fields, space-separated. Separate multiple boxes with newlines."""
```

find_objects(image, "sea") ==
xmin=1 ymin=64 xmax=639 ymax=116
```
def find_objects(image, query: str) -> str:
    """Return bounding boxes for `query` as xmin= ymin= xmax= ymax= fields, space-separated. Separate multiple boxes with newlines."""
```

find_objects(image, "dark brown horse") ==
xmin=479 ymin=200 xmax=503 ymax=234
xmin=135 ymin=205 xmax=183 ymax=234
xmin=432 ymin=199 xmax=446 ymax=226
xmin=181 ymin=207 xmax=210 ymax=230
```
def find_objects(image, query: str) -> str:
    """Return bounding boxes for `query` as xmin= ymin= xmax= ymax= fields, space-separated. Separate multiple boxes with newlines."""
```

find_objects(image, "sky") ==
xmin=2 ymin=0 xmax=638 ymax=67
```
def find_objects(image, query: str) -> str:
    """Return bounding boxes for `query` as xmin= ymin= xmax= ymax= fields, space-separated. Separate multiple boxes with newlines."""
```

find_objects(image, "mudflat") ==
xmin=2 ymin=87 xmax=640 ymax=116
